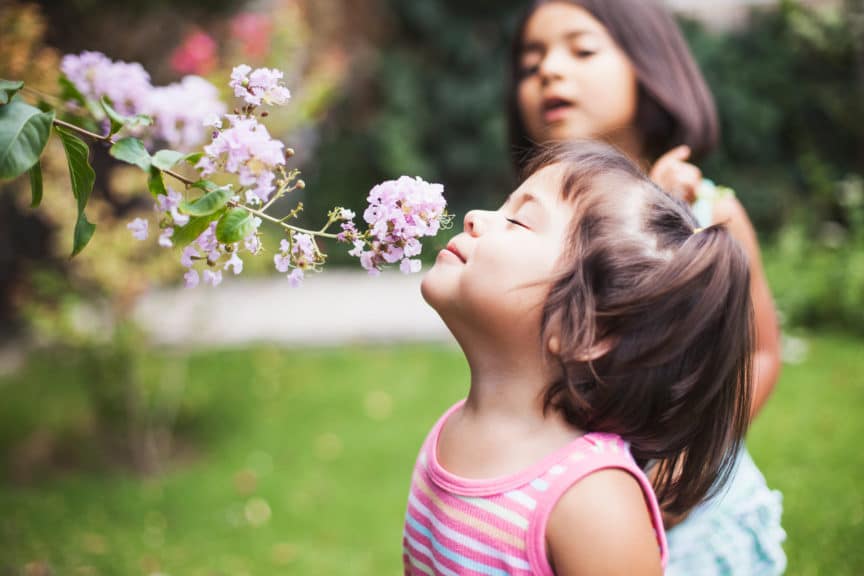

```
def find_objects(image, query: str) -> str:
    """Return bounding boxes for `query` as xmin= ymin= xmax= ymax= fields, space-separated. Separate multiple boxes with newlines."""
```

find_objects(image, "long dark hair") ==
xmin=533 ymin=141 xmax=752 ymax=516
xmin=508 ymin=0 xmax=718 ymax=173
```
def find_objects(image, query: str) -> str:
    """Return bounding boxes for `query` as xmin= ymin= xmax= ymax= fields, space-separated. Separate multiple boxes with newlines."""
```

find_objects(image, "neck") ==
xmin=456 ymin=332 xmax=555 ymax=428
xmin=604 ymin=127 xmax=649 ymax=171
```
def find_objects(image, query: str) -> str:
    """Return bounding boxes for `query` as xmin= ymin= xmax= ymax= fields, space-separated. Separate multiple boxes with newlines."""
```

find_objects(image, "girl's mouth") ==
xmin=542 ymin=97 xmax=574 ymax=123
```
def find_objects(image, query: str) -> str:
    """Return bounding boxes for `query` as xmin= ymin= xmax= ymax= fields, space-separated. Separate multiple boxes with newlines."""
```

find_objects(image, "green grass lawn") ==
xmin=1 ymin=334 xmax=862 ymax=575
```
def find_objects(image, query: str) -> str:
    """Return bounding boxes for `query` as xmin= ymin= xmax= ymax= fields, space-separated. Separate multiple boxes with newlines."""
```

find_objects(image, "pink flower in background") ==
xmin=61 ymin=51 xmax=151 ymax=116
xmin=230 ymin=13 xmax=273 ymax=60
xmin=170 ymin=30 xmax=218 ymax=76
xmin=145 ymin=77 xmax=226 ymax=151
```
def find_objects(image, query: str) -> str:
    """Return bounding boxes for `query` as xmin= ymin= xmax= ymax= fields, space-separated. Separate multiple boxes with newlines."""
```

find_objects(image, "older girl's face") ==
xmin=517 ymin=2 xmax=640 ymax=149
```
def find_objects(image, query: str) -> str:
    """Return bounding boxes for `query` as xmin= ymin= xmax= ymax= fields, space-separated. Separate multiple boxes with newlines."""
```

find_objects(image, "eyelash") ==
xmin=519 ymin=48 xmax=597 ymax=77
xmin=507 ymin=218 xmax=528 ymax=229
xmin=519 ymin=65 xmax=539 ymax=79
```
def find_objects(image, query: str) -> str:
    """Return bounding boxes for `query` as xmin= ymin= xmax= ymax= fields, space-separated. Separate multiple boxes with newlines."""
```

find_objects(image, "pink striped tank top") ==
xmin=403 ymin=401 xmax=669 ymax=575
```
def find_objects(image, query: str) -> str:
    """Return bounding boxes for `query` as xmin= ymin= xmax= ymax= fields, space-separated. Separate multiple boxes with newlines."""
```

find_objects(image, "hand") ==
xmin=649 ymin=145 xmax=703 ymax=204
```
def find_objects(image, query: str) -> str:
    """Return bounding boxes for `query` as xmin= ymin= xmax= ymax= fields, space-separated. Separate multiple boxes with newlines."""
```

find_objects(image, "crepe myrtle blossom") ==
xmin=61 ymin=52 xmax=223 ymax=150
xmin=229 ymin=64 xmax=291 ymax=107
xmin=341 ymin=176 xmax=448 ymax=276
xmin=145 ymin=76 xmax=226 ymax=151
xmin=61 ymin=51 xmax=151 ymax=116
xmin=273 ymin=232 xmax=323 ymax=288
xmin=196 ymin=115 xmax=285 ymax=204
xmin=127 ymin=217 xmax=149 ymax=241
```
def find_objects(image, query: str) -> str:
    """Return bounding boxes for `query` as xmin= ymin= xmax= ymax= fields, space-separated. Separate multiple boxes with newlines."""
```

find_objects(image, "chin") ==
xmin=545 ymin=122 xmax=590 ymax=143
xmin=420 ymin=266 xmax=448 ymax=310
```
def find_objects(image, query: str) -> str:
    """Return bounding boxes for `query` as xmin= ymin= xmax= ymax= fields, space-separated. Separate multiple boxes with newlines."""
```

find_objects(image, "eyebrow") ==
xmin=505 ymin=191 xmax=546 ymax=210
xmin=521 ymin=30 xmax=595 ymax=53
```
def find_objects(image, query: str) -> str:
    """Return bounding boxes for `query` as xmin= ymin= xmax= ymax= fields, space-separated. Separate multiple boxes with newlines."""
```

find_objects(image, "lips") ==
xmin=444 ymin=241 xmax=467 ymax=263
xmin=542 ymin=96 xmax=574 ymax=123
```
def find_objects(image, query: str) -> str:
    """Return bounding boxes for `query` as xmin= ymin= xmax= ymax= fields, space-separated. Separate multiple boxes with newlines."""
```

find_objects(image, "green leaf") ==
xmin=29 ymin=160 xmax=43 ymax=207
xmin=151 ymin=149 xmax=185 ymax=171
xmin=172 ymin=212 xmax=222 ymax=247
xmin=148 ymin=167 xmax=167 ymax=198
xmin=109 ymin=137 xmax=151 ymax=171
xmin=180 ymin=184 xmax=233 ymax=216
xmin=190 ymin=179 xmax=220 ymax=193
xmin=55 ymin=125 xmax=97 ymax=257
xmin=216 ymin=208 xmax=256 ymax=244
xmin=59 ymin=76 xmax=102 ymax=120
xmin=100 ymin=97 xmax=152 ymax=135
xmin=0 ymin=79 xmax=24 ymax=105
xmin=184 ymin=152 xmax=204 ymax=165
xmin=0 ymin=100 xmax=55 ymax=179
xmin=100 ymin=97 xmax=126 ymax=136
xmin=58 ymin=76 xmax=86 ymax=107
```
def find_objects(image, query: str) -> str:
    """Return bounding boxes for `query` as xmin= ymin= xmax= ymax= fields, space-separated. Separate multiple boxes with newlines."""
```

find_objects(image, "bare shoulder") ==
xmin=546 ymin=468 xmax=663 ymax=576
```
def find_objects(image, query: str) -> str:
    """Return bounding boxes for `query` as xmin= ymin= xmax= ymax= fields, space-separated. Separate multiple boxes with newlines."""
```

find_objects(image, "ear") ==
xmin=548 ymin=335 xmax=561 ymax=356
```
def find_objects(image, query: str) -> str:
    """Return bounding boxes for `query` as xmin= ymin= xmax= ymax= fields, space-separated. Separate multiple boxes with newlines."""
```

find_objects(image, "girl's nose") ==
xmin=539 ymin=47 xmax=568 ymax=84
xmin=464 ymin=210 xmax=489 ymax=237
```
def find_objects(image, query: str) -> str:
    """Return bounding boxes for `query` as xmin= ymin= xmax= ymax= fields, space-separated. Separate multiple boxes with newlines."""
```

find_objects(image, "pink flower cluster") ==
xmin=154 ymin=187 xmax=190 ymax=247
xmin=343 ymin=176 xmax=447 ymax=276
xmin=179 ymin=219 xmax=262 ymax=288
xmin=196 ymin=115 xmax=286 ymax=204
xmin=60 ymin=51 xmax=225 ymax=151
xmin=229 ymin=65 xmax=291 ymax=107
xmin=273 ymin=232 xmax=321 ymax=288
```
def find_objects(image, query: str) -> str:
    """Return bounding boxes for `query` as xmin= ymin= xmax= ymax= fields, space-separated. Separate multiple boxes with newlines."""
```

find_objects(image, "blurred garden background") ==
xmin=1 ymin=0 xmax=863 ymax=574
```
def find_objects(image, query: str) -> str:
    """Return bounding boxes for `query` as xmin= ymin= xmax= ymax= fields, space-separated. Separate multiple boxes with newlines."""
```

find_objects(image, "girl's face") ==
xmin=421 ymin=165 xmax=573 ymax=337
xmin=517 ymin=2 xmax=640 ymax=150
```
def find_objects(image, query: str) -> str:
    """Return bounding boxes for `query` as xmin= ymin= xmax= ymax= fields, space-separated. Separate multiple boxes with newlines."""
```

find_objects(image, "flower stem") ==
xmin=52 ymin=118 xmax=198 ymax=186
xmin=241 ymin=205 xmax=340 ymax=239
xmin=21 ymin=86 xmax=64 ymax=107
xmin=53 ymin=118 xmax=110 ymax=141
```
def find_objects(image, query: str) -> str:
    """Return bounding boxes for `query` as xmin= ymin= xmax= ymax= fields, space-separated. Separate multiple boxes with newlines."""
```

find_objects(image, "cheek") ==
xmin=517 ymin=82 xmax=544 ymax=139
xmin=586 ymin=58 xmax=638 ymax=127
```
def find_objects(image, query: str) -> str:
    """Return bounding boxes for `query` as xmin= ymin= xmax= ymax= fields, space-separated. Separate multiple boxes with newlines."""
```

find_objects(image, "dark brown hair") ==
xmin=534 ymin=141 xmax=752 ymax=516
xmin=508 ymin=0 xmax=719 ymax=173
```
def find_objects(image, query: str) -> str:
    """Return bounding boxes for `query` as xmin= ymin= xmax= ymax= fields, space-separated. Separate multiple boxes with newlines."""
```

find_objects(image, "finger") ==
xmin=667 ymin=145 xmax=691 ymax=161
xmin=675 ymin=165 xmax=702 ymax=203
xmin=678 ymin=163 xmax=702 ymax=186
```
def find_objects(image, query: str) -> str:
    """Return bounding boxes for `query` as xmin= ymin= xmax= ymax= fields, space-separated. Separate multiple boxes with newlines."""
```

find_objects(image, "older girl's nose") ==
xmin=539 ymin=46 xmax=569 ymax=83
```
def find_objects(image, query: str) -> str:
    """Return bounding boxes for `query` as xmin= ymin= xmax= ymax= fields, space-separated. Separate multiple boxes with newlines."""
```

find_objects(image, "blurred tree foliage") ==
xmin=686 ymin=0 xmax=863 ymax=234
xmin=304 ymin=0 xmax=528 ymax=223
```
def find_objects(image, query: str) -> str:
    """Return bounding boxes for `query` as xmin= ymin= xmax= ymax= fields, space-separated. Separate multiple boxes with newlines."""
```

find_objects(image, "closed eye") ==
xmin=507 ymin=218 xmax=529 ymax=229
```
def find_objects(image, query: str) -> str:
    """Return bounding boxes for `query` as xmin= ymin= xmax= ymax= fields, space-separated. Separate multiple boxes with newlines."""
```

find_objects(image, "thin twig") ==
xmin=53 ymin=118 xmax=110 ymax=141
xmin=21 ymin=86 xmax=64 ymax=107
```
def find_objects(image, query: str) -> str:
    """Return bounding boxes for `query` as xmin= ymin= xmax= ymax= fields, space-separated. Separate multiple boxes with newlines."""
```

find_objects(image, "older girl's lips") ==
xmin=542 ymin=96 xmax=575 ymax=123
